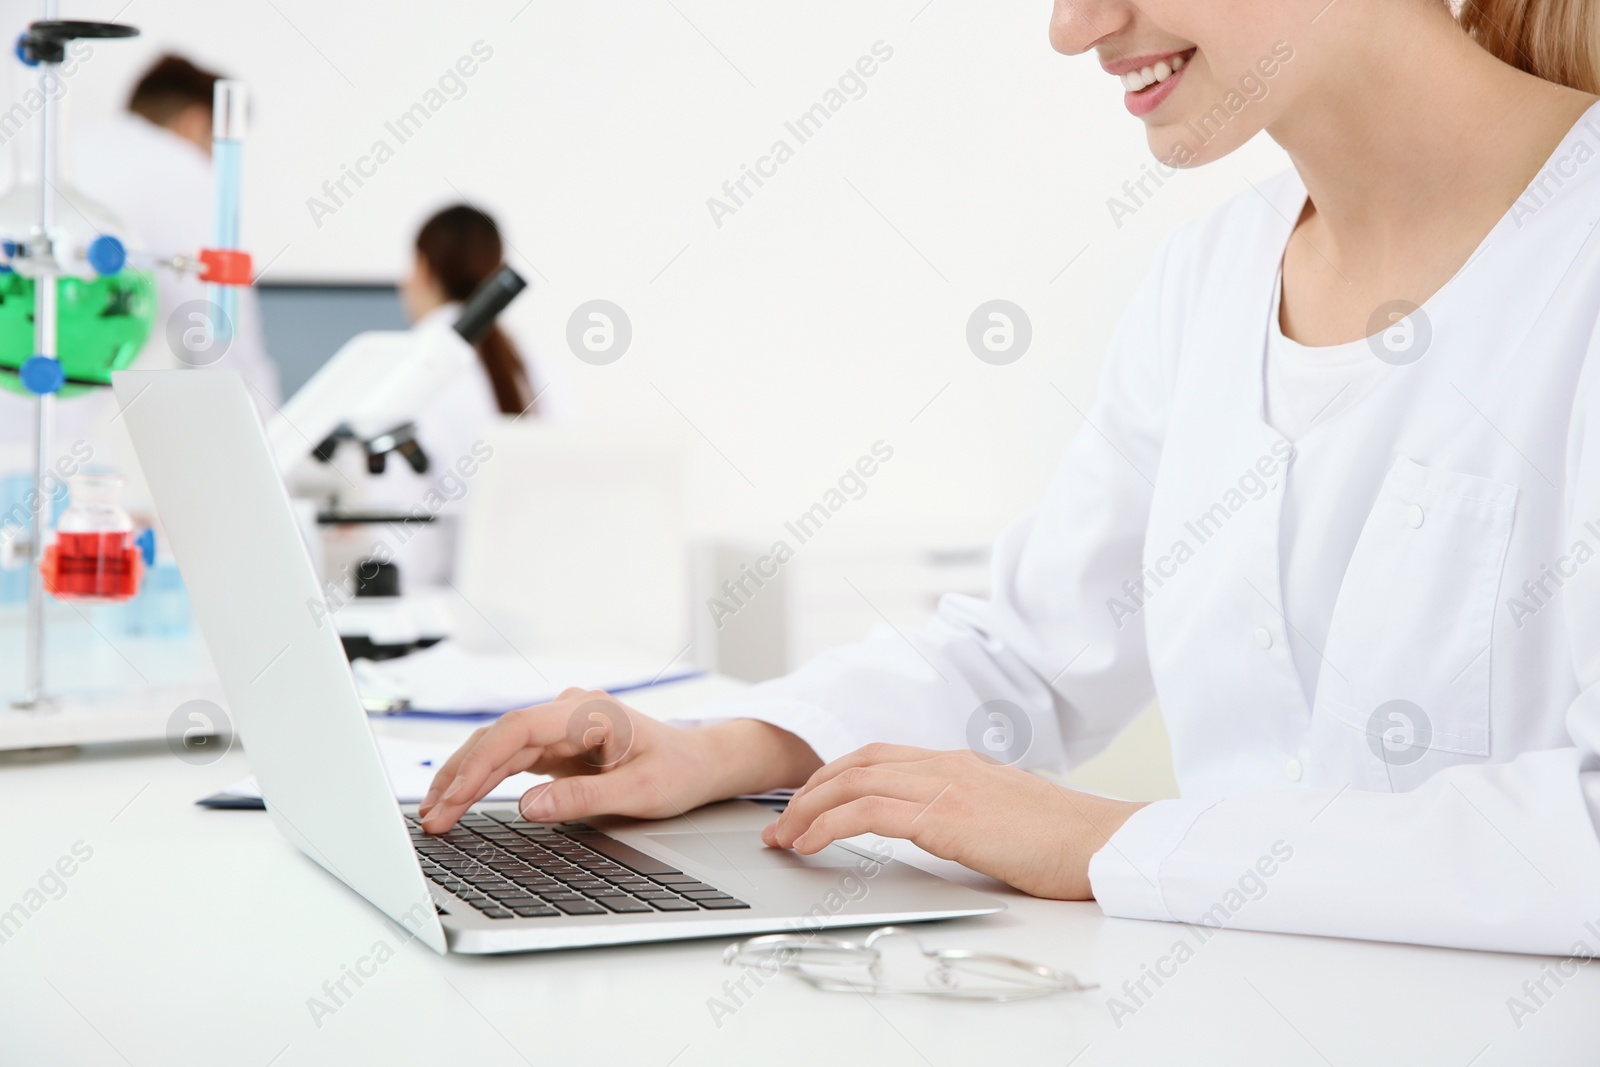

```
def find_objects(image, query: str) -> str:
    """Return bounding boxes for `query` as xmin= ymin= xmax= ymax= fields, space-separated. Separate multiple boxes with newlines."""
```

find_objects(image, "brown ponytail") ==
xmin=1458 ymin=0 xmax=1600 ymax=92
xmin=414 ymin=205 xmax=536 ymax=417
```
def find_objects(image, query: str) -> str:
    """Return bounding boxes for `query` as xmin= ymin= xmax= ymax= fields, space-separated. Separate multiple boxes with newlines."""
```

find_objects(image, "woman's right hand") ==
xmin=416 ymin=688 xmax=823 ymax=834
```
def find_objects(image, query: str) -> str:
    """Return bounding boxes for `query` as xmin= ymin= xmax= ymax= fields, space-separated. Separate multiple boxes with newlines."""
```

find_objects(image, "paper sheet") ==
xmin=350 ymin=642 xmax=700 ymax=714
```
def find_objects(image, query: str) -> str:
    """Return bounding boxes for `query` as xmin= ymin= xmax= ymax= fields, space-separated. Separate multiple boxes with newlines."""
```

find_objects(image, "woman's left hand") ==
xmin=761 ymin=744 xmax=1148 ymax=900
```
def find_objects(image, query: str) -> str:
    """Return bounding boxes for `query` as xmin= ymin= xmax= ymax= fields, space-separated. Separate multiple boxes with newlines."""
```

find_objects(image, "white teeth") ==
xmin=1120 ymin=55 xmax=1186 ymax=92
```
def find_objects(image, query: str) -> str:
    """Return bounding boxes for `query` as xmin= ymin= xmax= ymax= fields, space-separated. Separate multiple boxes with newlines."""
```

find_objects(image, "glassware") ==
xmin=0 ymin=53 xmax=158 ymax=398
xmin=40 ymin=473 xmax=143 ymax=601
xmin=0 ymin=270 xmax=157 ymax=397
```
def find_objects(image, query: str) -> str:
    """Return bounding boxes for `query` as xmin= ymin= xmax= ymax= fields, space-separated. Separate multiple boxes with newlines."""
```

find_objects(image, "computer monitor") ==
xmin=257 ymin=282 xmax=409 ymax=398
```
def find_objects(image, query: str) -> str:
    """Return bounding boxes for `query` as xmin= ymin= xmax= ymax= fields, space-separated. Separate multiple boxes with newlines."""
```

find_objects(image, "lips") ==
xmin=1105 ymin=48 xmax=1197 ymax=119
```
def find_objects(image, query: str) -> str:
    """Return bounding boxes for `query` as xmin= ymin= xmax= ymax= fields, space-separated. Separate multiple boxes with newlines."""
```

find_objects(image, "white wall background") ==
xmin=6 ymin=0 xmax=1290 ymax=550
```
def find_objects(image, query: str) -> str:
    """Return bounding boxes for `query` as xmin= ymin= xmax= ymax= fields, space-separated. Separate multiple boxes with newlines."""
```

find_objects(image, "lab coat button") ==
xmin=1405 ymin=504 xmax=1424 ymax=529
xmin=1254 ymin=627 xmax=1273 ymax=650
xmin=1285 ymin=758 xmax=1303 ymax=782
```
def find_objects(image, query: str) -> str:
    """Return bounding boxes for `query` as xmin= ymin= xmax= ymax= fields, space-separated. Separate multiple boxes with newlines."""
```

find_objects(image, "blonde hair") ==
xmin=1458 ymin=0 xmax=1600 ymax=91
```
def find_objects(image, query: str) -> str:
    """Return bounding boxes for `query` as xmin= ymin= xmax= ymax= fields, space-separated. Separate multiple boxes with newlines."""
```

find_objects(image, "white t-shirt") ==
xmin=1264 ymin=269 xmax=1394 ymax=704
xmin=1263 ymin=271 xmax=1393 ymax=442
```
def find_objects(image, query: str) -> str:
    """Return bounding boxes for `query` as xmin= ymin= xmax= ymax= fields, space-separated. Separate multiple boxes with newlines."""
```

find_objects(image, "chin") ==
xmin=1147 ymin=119 xmax=1262 ymax=170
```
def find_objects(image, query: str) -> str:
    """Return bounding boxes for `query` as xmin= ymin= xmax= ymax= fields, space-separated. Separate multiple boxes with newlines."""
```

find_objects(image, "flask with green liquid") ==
xmin=0 ymin=268 xmax=157 ymax=397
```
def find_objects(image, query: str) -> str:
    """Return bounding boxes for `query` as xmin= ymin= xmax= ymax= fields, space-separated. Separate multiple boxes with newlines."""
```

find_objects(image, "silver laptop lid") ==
xmin=113 ymin=369 xmax=445 ymax=952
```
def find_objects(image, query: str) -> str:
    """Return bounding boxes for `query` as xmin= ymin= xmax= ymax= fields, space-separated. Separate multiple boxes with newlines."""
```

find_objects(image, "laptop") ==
xmin=113 ymin=370 xmax=1005 ymax=953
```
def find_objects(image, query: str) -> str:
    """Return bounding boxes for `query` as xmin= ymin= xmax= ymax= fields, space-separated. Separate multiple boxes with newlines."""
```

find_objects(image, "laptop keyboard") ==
xmin=405 ymin=810 xmax=750 ymax=920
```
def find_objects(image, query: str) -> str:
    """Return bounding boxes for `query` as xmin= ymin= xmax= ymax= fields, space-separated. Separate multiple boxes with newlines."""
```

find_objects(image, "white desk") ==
xmin=1 ymin=676 xmax=1596 ymax=1067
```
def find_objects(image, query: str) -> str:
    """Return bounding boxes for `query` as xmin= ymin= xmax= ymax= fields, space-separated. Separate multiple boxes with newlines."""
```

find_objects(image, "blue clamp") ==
xmin=19 ymin=355 xmax=64 ymax=395
xmin=13 ymin=34 xmax=38 ymax=67
xmin=86 ymin=235 xmax=126 ymax=276
xmin=135 ymin=528 xmax=156 ymax=567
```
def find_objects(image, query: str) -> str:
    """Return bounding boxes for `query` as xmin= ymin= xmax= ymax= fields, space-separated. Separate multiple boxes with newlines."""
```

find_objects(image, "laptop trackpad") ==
xmin=644 ymin=831 xmax=862 ymax=872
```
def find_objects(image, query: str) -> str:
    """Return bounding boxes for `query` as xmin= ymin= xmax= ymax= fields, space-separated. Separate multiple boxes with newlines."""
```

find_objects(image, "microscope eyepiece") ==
xmin=452 ymin=265 xmax=527 ymax=345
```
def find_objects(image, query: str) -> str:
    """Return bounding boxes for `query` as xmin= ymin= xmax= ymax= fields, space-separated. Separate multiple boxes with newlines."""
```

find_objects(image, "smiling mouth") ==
xmin=1115 ymin=48 xmax=1197 ymax=95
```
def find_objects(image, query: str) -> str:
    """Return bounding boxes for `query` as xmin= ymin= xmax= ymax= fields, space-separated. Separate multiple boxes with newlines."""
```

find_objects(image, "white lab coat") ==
xmin=693 ymin=107 xmax=1600 ymax=957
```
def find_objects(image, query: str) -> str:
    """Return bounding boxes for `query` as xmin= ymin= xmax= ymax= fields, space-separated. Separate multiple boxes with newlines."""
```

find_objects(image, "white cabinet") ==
xmin=693 ymin=539 xmax=990 ymax=683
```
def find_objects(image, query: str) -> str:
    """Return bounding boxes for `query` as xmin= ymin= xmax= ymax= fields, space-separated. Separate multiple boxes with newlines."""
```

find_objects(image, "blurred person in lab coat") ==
xmin=401 ymin=203 xmax=540 ymax=422
xmin=357 ymin=203 xmax=552 ymax=587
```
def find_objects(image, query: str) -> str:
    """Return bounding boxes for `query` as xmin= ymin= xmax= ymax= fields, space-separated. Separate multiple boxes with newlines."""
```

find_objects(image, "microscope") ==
xmin=268 ymin=265 xmax=528 ymax=664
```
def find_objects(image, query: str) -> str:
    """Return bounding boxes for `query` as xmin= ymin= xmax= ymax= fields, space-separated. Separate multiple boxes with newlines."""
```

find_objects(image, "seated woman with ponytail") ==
xmin=401 ymin=204 xmax=541 ymax=421
xmin=365 ymin=204 xmax=550 ymax=584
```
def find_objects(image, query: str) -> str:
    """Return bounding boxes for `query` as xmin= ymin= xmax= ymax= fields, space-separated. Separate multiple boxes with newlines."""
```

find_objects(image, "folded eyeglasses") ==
xmin=721 ymin=926 xmax=1097 ymax=1003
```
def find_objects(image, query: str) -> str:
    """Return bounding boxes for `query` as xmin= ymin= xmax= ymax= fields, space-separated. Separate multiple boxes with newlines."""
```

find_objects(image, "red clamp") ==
xmin=198 ymin=248 xmax=254 ymax=286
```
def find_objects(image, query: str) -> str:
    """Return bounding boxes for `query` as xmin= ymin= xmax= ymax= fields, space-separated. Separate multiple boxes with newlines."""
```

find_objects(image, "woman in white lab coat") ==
xmin=363 ymin=204 xmax=546 ymax=585
xmin=400 ymin=204 xmax=539 ymax=424
xmin=420 ymin=1 xmax=1600 ymax=956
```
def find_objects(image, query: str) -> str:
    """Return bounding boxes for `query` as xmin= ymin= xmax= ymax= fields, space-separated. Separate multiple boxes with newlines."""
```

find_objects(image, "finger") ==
xmin=419 ymin=706 xmax=575 ymax=831
xmin=518 ymin=769 xmax=657 ymax=823
xmin=766 ymin=766 xmax=943 ymax=848
xmin=420 ymin=725 xmax=489 ymax=816
xmin=787 ymin=796 xmax=929 ymax=855
xmin=453 ymin=746 xmax=550 ymax=815
xmin=791 ymin=743 xmax=944 ymax=802
xmin=420 ymin=722 xmax=523 ymax=831
xmin=420 ymin=691 xmax=633 ymax=828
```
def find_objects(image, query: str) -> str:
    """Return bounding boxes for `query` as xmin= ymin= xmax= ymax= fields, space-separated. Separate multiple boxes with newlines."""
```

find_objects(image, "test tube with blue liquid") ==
xmin=210 ymin=80 xmax=247 ymax=341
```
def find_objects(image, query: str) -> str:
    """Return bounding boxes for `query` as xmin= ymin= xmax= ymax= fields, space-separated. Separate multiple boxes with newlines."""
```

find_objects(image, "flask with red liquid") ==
xmin=40 ymin=473 xmax=144 ymax=602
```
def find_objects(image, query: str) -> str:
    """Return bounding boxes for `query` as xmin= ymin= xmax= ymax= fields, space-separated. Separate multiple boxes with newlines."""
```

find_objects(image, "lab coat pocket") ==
xmin=1318 ymin=457 xmax=1517 ymax=759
